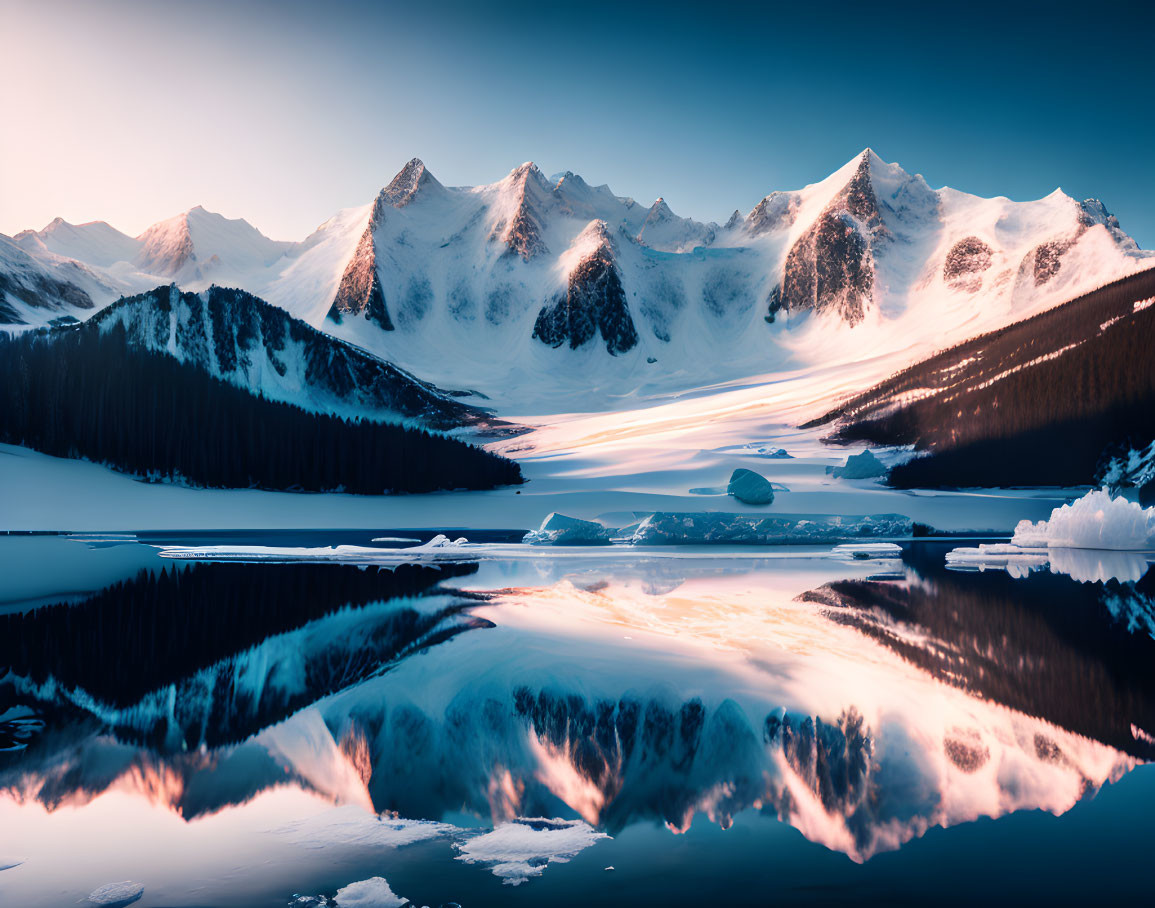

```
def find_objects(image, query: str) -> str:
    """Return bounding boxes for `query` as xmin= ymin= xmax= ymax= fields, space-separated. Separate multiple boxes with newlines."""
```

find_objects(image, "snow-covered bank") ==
xmin=0 ymin=442 xmax=1070 ymax=534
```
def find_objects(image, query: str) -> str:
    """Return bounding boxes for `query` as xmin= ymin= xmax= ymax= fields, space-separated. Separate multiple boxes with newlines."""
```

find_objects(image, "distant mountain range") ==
xmin=4 ymin=151 xmax=1151 ymax=397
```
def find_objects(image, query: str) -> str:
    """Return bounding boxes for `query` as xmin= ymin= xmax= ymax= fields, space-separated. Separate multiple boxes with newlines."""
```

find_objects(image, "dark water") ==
xmin=1 ymin=536 xmax=1153 ymax=907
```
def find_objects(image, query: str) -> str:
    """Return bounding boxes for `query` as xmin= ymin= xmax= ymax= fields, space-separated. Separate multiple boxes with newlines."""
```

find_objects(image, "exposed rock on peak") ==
xmin=533 ymin=222 xmax=637 ymax=354
xmin=724 ymin=209 xmax=743 ymax=230
xmin=944 ymin=236 xmax=994 ymax=291
xmin=328 ymin=224 xmax=392 ymax=330
xmin=768 ymin=152 xmax=888 ymax=325
xmin=379 ymin=157 xmax=442 ymax=210
xmin=495 ymin=161 xmax=552 ymax=261
xmin=745 ymin=191 xmax=799 ymax=236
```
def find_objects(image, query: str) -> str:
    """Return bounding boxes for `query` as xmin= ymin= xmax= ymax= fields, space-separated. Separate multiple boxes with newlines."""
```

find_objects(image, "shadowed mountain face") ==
xmin=88 ymin=285 xmax=495 ymax=430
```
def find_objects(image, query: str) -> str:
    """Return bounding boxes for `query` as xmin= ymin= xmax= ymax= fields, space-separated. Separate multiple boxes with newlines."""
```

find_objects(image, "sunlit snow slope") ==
xmin=7 ymin=151 xmax=1150 ymax=410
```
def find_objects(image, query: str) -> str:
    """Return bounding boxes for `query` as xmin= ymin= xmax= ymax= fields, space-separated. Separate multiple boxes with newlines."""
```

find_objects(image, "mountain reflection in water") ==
xmin=1 ymin=540 xmax=1153 ymax=905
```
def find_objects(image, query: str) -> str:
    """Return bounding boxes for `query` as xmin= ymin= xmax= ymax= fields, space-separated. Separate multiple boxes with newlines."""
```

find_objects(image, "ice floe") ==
xmin=454 ymin=818 xmax=608 ymax=886
xmin=86 ymin=881 xmax=144 ymax=907
xmin=271 ymin=805 xmax=455 ymax=850
xmin=830 ymin=542 xmax=903 ymax=560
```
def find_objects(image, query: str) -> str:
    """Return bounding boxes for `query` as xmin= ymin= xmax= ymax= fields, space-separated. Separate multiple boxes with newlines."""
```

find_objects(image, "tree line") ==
xmin=0 ymin=323 xmax=523 ymax=493
xmin=809 ymin=267 xmax=1155 ymax=488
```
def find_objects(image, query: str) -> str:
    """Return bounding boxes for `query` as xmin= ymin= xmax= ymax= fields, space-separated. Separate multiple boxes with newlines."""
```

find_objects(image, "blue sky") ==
xmin=3 ymin=0 xmax=1152 ymax=246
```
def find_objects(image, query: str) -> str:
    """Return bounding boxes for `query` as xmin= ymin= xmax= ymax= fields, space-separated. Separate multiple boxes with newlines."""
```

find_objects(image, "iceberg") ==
xmin=727 ymin=468 xmax=775 ymax=505
xmin=946 ymin=491 xmax=1155 ymax=583
xmin=86 ymin=882 xmax=144 ymax=908
xmin=626 ymin=512 xmax=911 ymax=545
xmin=830 ymin=449 xmax=888 ymax=480
xmin=523 ymin=512 xmax=615 ymax=545
xmin=1012 ymin=488 xmax=1155 ymax=551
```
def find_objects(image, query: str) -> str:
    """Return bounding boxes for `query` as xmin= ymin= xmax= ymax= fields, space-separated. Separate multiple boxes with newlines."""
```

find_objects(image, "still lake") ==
xmin=1 ymin=533 xmax=1153 ymax=907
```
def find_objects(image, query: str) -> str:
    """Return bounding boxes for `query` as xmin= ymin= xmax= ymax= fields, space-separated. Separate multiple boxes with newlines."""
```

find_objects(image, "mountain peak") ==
xmin=379 ymin=158 xmax=440 ymax=209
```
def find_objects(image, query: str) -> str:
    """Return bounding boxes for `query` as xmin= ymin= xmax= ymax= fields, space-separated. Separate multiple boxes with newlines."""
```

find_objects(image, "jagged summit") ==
xmin=12 ymin=151 xmax=1152 ymax=384
xmin=378 ymin=157 xmax=442 ymax=209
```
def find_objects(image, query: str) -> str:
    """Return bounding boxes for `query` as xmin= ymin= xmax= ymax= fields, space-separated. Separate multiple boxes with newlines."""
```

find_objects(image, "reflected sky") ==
xmin=2 ymin=537 xmax=1154 ymax=905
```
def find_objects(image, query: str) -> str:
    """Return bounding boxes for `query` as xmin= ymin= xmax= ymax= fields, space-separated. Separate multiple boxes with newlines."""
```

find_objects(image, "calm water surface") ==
xmin=1 ymin=534 xmax=1153 ymax=907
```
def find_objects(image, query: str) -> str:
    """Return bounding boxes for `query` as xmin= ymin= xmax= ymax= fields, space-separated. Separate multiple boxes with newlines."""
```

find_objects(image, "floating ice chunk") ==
xmin=626 ymin=512 xmax=911 ymax=545
xmin=87 ymin=881 xmax=144 ymax=907
xmin=830 ymin=542 xmax=903 ymax=560
xmin=272 ymin=805 xmax=455 ymax=850
xmin=370 ymin=536 xmax=422 ymax=543
xmin=0 ymin=857 xmax=24 ymax=872
xmin=727 ymin=468 xmax=775 ymax=505
xmin=1012 ymin=488 xmax=1155 ymax=551
xmin=158 ymin=536 xmax=472 ymax=563
xmin=454 ymin=818 xmax=609 ymax=886
xmin=945 ymin=544 xmax=1050 ymax=578
xmin=334 ymin=877 xmax=407 ymax=908
xmin=945 ymin=538 xmax=1151 ymax=584
xmin=830 ymin=450 xmax=887 ymax=480
xmin=523 ymin=513 xmax=615 ymax=545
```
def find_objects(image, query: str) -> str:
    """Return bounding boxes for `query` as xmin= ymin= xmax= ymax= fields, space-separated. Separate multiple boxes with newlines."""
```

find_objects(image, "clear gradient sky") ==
xmin=3 ymin=0 xmax=1152 ymax=246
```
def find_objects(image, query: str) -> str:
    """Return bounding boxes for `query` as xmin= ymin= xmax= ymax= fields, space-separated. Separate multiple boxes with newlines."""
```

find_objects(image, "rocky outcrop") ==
xmin=328 ymin=224 xmax=393 ymax=329
xmin=768 ymin=153 xmax=882 ymax=325
xmin=1030 ymin=238 xmax=1074 ymax=286
xmin=943 ymin=236 xmax=994 ymax=290
xmin=494 ymin=162 xmax=551 ymax=261
xmin=533 ymin=224 xmax=638 ymax=354
xmin=328 ymin=159 xmax=443 ymax=328
xmin=745 ymin=191 xmax=799 ymax=236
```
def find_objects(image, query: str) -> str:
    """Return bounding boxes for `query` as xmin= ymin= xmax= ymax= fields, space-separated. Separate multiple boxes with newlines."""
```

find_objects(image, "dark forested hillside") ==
xmin=90 ymin=285 xmax=499 ymax=431
xmin=806 ymin=268 xmax=1155 ymax=488
xmin=0 ymin=324 xmax=523 ymax=493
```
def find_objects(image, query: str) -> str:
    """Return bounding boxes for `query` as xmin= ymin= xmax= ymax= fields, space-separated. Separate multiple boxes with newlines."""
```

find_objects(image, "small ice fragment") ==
xmin=830 ymin=542 xmax=902 ymax=560
xmin=87 ymin=882 xmax=144 ymax=907
xmin=604 ymin=866 xmax=615 ymax=871
xmin=370 ymin=537 xmax=422 ymax=543
xmin=334 ymin=876 xmax=406 ymax=907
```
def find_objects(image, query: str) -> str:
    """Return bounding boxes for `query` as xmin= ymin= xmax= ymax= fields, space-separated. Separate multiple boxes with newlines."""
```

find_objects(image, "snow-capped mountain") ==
xmin=8 ymin=150 xmax=1152 ymax=401
xmin=83 ymin=285 xmax=497 ymax=430
xmin=15 ymin=217 xmax=140 ymax=267
xmin=132 ymin=205 xmax=294 ymax=282
xmin=0 ymin=232 xmax=117 ymax=326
